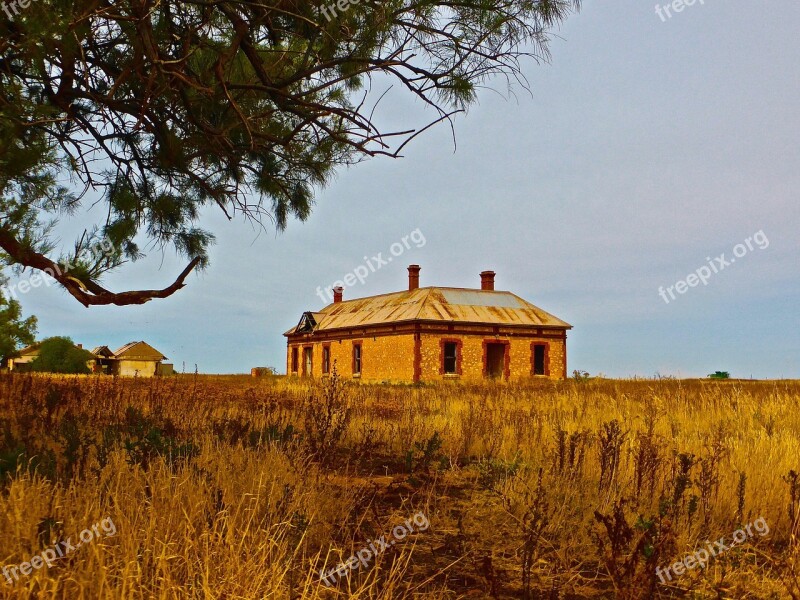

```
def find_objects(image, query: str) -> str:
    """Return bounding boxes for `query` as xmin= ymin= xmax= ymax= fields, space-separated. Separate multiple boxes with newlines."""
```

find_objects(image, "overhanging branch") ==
xmin=0 ymin=226 xmax=201 ymax=307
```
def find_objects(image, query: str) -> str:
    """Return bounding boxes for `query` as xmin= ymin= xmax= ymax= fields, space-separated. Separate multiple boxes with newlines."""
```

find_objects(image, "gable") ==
xmin=113 ymin=341 xmax=167 ymax=361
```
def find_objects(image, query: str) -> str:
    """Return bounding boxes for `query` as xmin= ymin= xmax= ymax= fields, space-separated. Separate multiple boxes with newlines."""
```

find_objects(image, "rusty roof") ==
xmin=113 ymin=341 xmax=167 ymax=361
xmin=285 ymin=287 xmax=571 ymax=335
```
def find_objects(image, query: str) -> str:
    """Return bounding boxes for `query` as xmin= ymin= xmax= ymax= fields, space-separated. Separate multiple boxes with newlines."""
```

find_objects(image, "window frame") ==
xmin=302 ymin=345 xmax=313 ymax=376
xmin=290 ymin=346 xmax=299 ymax=374
xmin=352 ymin=341 xmax=362 ymax=376
xmin=439 ymin=338 xmax=462 ymax=376
xmin=322 ymin=344 xmax=331 ymax=375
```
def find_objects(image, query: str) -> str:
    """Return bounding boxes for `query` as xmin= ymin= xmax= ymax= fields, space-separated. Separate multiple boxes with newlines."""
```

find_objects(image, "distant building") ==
xmin=7 ymin=342 xmax=95 ymax=372
xmin=7 ymin=343 xmax=43 ymax=371
xmin=91 ymin=346 xmax=116 ymax=374
xmin=284 ymin=265 xmax=572 ymax=383
xmin=7 ymin=340 xmax=170 ymax=377
xmin=107 ymin=341 xmax=169 ymax=377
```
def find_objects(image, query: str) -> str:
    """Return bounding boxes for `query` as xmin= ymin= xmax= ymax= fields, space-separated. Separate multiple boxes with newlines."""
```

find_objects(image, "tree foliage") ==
xmin=0 ymin=274 xmax=36 ymax=362
xmin=29 ymin=337 xmax=94 ymax=374
xmin=0 ymin=0 xmax=580 ymax=306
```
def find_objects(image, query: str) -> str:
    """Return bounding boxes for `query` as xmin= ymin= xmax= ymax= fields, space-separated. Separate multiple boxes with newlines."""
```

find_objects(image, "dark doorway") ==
xmin=533 ymin=344 xmax=546 ymax=376
xmin=485 ymin=343 xmax=506 ymax=379
xmin=291 ymin=347 xmax=299 ymax=374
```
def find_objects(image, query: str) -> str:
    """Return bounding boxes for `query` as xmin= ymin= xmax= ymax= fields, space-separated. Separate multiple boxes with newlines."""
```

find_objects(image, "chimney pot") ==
xmin=480 ymin=271 xmax=495 ymax=291
xmin=408 ymin=264 xmax=421 ymax=290
xmin=333 ymin=286 xmax=344 ymax=303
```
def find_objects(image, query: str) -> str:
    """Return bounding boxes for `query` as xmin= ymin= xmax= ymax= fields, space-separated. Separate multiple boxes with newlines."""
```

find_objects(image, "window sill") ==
xmin=443 ymin=373 xmax=461 ymax=379
xmin=352 ymin=373 xmax=361 ymax=379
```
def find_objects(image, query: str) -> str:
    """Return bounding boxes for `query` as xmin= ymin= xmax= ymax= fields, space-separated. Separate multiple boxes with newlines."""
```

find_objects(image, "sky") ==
xmin=8 ymin=0 xmax=800 ymax=377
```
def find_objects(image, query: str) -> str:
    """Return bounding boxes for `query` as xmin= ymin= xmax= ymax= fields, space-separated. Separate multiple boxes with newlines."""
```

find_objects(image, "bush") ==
xmin=30 ymin=337 xmax=94 ymax=374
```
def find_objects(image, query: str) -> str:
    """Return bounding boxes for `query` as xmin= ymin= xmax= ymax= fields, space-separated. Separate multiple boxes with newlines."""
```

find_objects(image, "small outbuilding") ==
xmin=110 ymin=341 xmax=169 ymax=377
xmin=6 ymin=344 xmax=42 ymax=371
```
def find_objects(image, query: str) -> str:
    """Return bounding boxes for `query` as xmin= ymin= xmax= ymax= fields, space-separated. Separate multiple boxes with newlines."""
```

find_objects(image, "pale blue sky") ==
xmin=11 ymin=0 xmax=800 ymax=377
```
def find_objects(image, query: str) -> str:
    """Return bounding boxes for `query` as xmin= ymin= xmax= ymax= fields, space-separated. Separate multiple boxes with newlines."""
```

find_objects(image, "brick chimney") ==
xmin=480 ymin=271 xmax=495 ymax=291
xmin=408 ymin=264 xmax=421 ymax=290
xmin=333 ymin=286 xmax=344 ymax=303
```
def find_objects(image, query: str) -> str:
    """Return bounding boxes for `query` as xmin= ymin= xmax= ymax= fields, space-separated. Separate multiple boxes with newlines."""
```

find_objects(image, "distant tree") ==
xmin=0 ymin=0 xmax=580 ymax=307
xmin=29 ymin=337 xmax=94 ymax=375
xmin=0 ymin=274 xmax=37 ymax=364
xmin=708 ymin=371 xmax=731 ymax=380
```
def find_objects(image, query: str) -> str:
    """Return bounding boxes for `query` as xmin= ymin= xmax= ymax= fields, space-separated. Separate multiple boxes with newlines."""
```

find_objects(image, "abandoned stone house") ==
xmin=284 ymin=266 xmax=572 ymax=383
xmin=8 ymin=340 xmax=171 ymax=377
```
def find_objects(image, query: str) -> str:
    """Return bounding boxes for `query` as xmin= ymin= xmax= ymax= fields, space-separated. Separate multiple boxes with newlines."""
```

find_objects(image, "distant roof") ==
xmin=113 ymin=341 xmax=167 ymax=361
xmin=286 ymin=287 xmax=571 ymax=335
xmin=16 ymin=344 xmax=41 ymax=356
xmin=91 ymin=346 xmax=115 ymax=357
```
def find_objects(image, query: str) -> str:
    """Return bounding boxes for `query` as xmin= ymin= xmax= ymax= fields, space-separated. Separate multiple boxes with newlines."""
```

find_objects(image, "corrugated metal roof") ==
xmin=286 ymin=287 xmax=571 ymax=335
xmin=439 ymin=289 xmax=525 ymax=308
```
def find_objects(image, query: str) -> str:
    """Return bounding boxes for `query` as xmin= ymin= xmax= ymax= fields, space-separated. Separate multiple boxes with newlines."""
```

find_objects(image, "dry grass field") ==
xmin=0 ymin=372 xmax=798 ymax=599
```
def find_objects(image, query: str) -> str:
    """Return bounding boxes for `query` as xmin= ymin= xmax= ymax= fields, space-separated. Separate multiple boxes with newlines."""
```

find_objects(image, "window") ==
xmin=322 ymin=345 xmax=331 ymax=374
xmin=303 ymin=346 xmax=313 ymax=376
xmin=441 ymin=340 xmax=461 ymax=375
xmin=291 ymin=347 xmax=299 ymax=373
xmin=352 ymin=342 xmax=362 ymax=375
xmin=532 ymin=343 xmax=549 ymax=376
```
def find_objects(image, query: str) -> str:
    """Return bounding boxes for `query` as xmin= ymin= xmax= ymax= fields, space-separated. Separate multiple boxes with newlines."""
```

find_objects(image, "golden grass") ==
xmin=0 ymin=372 xmax=798 ymax=598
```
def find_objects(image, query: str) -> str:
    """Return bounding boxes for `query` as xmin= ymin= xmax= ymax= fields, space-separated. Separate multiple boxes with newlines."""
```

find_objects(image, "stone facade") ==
xmin=286 ymin=329 xmax=567 ymax=383
xmin=285 ymin=266 xmax=571 ymax=383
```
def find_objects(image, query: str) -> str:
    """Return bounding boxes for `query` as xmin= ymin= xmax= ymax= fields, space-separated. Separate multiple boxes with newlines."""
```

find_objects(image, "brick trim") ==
xmin=286 ymin=322 xmax=569 ymax=342
xmin=439 ymin=338 xmax=463 ymax=375
xmin=530 ymin=342 xmax=550 ymax=376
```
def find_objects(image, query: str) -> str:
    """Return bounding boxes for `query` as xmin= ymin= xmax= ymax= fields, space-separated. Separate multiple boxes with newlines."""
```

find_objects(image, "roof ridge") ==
xmin=321 ymin=285 xmax=514 ymax=308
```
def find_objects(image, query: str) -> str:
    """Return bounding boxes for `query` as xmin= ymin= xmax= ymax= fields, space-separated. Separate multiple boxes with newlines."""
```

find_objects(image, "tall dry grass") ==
xmin=0 ymin=372 xmax=798 ymax=598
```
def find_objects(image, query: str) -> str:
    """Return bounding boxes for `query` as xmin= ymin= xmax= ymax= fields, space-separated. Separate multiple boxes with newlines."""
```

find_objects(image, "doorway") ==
xmin=485 ymin=343 xmax=506 ymax=379
xmin=303 ymin=347 xmax=313 ymax=376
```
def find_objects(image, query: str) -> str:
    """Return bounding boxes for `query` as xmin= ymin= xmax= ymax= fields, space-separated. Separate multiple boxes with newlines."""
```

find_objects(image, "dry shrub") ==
xmin=0 ymin=373 xmax=798 ymax=598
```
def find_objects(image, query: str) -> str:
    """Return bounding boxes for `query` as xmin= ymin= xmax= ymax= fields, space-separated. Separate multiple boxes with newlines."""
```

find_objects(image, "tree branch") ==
xmin=0 ymin=226 xmax=201 ymax=307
